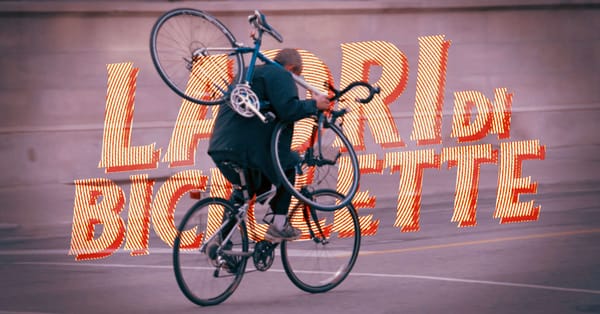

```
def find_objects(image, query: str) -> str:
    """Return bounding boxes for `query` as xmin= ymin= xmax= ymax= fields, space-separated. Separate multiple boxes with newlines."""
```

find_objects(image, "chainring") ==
xmin=229 ymin=83 xmax=260 ymax=118
xmin=253 ymin=240 xmax=276 ymax=271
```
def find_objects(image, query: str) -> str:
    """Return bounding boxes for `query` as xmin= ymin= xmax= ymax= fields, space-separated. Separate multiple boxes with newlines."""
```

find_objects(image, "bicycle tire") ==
xmin=173 ymin=197 xmax=248 ymax=306
xmin=281 ymin=189 xmax=361 ymax=293
xmin=150 ymin=8 xmax=243 ymax=105
xmin=271 ymin=120 xmax=360 ymax=211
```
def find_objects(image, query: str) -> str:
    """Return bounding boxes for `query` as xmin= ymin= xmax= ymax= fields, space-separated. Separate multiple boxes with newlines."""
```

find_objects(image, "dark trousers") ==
xmin=212 ymin=155 xmax=295 ymax=215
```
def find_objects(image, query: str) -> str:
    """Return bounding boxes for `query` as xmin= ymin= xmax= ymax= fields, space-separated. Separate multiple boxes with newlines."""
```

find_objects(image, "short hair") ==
xmin=274 ymin=48 xmax=303 ymax=74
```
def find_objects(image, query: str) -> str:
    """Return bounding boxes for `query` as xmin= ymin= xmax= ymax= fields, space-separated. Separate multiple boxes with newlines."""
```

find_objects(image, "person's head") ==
xmin=274 ymin=48 xmax=303 ymax=76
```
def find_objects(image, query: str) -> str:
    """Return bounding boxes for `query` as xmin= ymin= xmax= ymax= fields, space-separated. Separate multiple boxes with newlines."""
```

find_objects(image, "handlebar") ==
xmin=315 ymin=82 xmax=380 ymax=125
xmin=248 ymin=10 xmax=283 ymax=43
xmin=328 ymin=81 xmax=381 ymax=104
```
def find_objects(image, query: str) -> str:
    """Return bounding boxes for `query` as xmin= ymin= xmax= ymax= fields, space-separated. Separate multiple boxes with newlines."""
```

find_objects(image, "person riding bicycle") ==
xmin=208 ymin=48 xmax=330 ymax=242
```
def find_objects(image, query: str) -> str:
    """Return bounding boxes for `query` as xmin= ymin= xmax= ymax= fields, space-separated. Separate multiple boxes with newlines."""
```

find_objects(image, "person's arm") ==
xmin=265 ymin=69 xmax=319 ymax=123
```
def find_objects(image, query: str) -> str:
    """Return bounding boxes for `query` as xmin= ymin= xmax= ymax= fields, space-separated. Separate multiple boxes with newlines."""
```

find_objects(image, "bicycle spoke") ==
xmin=282 ymin=190 xmax=360 ymax=293
xmin=150 ymin=8 xmax=243 ymax=105
xmin=271 ymin=120 xmax=360 ymax=211
xmin=173 ymin=197 xmax=248 ymax=306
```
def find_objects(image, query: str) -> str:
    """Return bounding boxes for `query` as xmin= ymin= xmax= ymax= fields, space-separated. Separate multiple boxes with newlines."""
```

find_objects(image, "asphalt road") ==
xmin=1 ymin=188 xmax=599 ymax=314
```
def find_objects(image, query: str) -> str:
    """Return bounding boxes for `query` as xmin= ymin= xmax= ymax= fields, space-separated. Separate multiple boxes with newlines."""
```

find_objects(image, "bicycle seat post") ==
xmin=232 ymin=164 xmax=252 ymax=206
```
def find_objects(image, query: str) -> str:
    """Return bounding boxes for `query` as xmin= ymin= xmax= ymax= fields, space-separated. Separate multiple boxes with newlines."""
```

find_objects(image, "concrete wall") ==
xmin=0 ymin=1 xmax=598 ymax=235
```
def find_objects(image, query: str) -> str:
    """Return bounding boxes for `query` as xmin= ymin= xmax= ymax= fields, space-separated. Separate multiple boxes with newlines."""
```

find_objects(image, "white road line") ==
xmin=349 ymin=272 xmax=600 ymax=295
xmin=11 ymin=261 xmax=600 ymax=295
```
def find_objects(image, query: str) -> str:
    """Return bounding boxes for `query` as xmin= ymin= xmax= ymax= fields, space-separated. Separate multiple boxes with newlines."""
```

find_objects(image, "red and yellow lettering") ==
xmin=70 ymin=34 xmax=550 ymax=260
xmin=124 ymin=174 xmax=155 ymax=256
xmin=163 ymin=55 xmax=231 ymax=167
xmin=339 ymin=41 xmax=408 ymax=150
xmin=98 ymin=62 xmax=161 ymax=172
xmin=246 ymin=201 xmax=270 ymax=242
xmin=69 ymin=178 xmax=126 ymax=260
xmin=208 ymin=167 xmax=232 ymax=197
xmin=264 ymin=48 xmax=333 ymax=98
xmin=187 ymin=53 xmax=234 ymax=102
xmin=450 ymin=91 xmax=494 ymax=143
xmin=385 ymin=149 xmax=440 ymax=232
xmin=338 ymin=154 xmax=383 ymax=236
xmin=495 ymin=140 xmax=545 ymax=223
xmin=442 ymin=145 xmax=498 ymax=227
xmin=410 ymin=35 xmax=451 ymax=145
xmin=491 ymin=88 xmax=513 ymax=139
xmin=152 ymin=170 xmax=208 ymax=248
xmin=206 ymin=168 xmax=232 ymax=239
xmin=345 ymin=154 xmax=384 ymax=209
xmin=163 ymin=104 xmax=218 ymax=167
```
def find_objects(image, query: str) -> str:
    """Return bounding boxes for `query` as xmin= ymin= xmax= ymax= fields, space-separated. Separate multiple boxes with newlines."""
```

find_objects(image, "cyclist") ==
xmin=208 ymin=48 xmax=330 ymax=242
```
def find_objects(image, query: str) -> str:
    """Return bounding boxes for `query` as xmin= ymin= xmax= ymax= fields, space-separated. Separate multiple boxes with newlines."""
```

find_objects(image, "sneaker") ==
xmin=265 ymin=223 xmax=302 ymax=242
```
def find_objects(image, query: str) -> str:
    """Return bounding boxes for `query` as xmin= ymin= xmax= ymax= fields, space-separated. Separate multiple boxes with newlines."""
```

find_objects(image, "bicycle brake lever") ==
xmin=327 ymin=83 xmax=341 ymax=102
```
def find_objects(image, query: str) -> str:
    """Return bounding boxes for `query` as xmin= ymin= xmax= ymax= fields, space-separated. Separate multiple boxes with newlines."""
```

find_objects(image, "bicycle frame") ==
xmin=197 ymin=162 xmax=259 ymax=258
xmin=197 ymin=33 xmax=327 ymax=94
xmin=198 ymin=163 xmax=328 ymax=259
xmin=201 ymin=204 xmax=250 ymax=258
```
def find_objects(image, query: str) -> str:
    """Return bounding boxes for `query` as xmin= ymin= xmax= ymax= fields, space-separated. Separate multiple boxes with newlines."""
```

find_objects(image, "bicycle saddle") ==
xmin=248 ymin=10 xmax=283 ymax=43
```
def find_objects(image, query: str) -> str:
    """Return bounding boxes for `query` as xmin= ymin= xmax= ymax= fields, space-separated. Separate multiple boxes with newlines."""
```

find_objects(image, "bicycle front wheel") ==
xmin=271 ymin=120 xmax=360 ymax=211
xmin=281 ymin=189 xmax=361 ymax=293
xmin=150 ymin=8 xmax=243 ymax=105
xmin=173 ymin=197 xmax=248 ymax=306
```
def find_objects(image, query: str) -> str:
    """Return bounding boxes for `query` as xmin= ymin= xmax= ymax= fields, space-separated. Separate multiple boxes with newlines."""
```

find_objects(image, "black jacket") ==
xmin=208 ymin=62 xmax=318 ymax=182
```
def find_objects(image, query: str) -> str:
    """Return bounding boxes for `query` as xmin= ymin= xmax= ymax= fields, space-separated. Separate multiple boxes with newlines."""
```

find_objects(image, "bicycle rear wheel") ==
xmin=271 ymin=120 xmax=360 ymax=211
xmin=173 ymin=197 xmax=248 ymax=306
xmin=281 ymin=189 xmax=361 ymax=293
xmin=150 ymin=8 xmax=243 ymax=105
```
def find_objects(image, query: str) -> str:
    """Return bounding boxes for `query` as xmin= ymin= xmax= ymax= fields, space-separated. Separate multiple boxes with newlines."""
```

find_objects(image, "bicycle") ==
xmin=150 ymin=8 xmax=380 ymax=212
xmin=172 ymin=162 xmax=362 ymax=305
